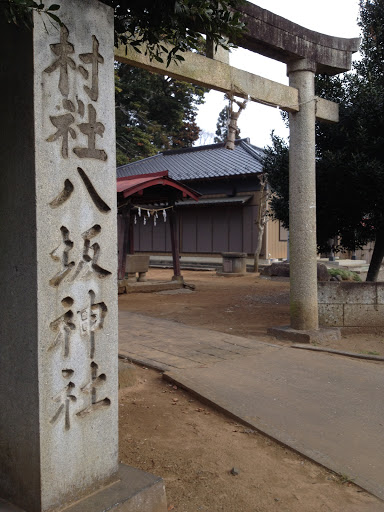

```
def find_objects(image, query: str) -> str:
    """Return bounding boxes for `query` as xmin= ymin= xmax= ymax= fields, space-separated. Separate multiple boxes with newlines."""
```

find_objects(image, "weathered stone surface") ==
xmin=375 ymin=284 xmax=384 ymax=305
xmin=318 ymin=282 xmax=384 ymax=327
xmin=317 ymin=263 xmax=330 ymax=282
xmin=268 ymin=326 xmax=341 ymax=343
xmin=344 ymin=305 xmax=384 ymax=327
xmin=318 ymin=282 xmax=378 ymax=304
xmin=0 ymin=17 xmax=41 ymax=509
xmin=206 ymin=38 xmax=230 ymax=64
xmin=126 ymin=254 xmax=150 ymax=274
xmin=236 ymin=1 xmax=360 ymax=74
xmin=292 ymin=344 xmax=384 ymax=361
xmin=266 ymin=262 xmax=290 ymax=277
xmin=288 ymin=61 xmax=318 ymax=331
xmin=115 ymin=43 xmax=300 ymax=114
xmin=115 ymin=42 xmax=339 ymax=123
xmin=318 ymin=304 xmax=344 ymax=327
xmin=315 ymin=97 xmax=339 ymax=123
xmin=216 ymin=271 xmax=247 ymax=277
xmin=0 ymin=1 xmax=118 ymax=510
xmin=25 ymin=465 xmax=167 ymax=512
xmin=125 ymin=281 xmax=183 ymax=293
xmin=264 ymin=262 xmax=329 ymax=281
xmin=221 ymin=252 xmax=247 ymax=274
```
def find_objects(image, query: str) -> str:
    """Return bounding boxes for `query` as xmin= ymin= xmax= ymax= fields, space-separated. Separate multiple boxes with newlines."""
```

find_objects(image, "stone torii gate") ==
xmin=0 ymin=1 xmax=359 ymax=511
xmin=115 ymin=2 xmax=360 ymax=334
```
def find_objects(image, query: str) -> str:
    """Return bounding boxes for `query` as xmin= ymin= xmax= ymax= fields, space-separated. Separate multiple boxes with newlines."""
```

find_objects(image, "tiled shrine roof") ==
xmin=116 ymin=139 xmax=264 ymax=183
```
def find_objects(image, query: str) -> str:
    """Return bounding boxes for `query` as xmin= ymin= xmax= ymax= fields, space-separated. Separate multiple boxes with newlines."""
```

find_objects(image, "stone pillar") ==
xmin=169 ymin=209 xmax=182 ymax=282
xmin=220 ymin=252 xmax=247 ymax=275
xmin=0 ymin=1 xmax=118 ymax=510
xmin=287 ymin=59 xmax=319 ymax=331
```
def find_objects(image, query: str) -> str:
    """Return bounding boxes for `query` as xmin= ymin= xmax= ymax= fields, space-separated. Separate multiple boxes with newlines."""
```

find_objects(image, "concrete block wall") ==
xmin=318 ymin=282 xmax=384 ymax=327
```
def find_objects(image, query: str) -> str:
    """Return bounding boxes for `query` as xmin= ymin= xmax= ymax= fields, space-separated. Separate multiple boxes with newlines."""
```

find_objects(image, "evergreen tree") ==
xmin=214 ymin=100 xmax=243 ymax=144
xmin=3 ymin=0 xmax=245 ymax=66
xmin=264 ymin=0 xmax=384 ymax=281
xmin=214 ymin=107 xmax=229 ymax=143
xmin=115 ymin=64 xmax=206 ymax=164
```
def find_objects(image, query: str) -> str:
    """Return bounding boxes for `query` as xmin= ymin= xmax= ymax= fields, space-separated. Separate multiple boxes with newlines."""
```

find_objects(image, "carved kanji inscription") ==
xmin=50 ymin=225 xmax=111 ymax=286
xmin=78 ymin=35 xmax=104 ymax=102
xmin=78 ymin=290 xmax=107 ymax=358
xmin=73 ymin=104 xmax=107 ymax=161
xmin=49 ymin=297 xmax=75 ymax=357
xmin=72 ymin=224 xmax=112 ymax=281
xmin=77 ymin=362 xmax=110 ymax=417
xmin=50 ymin=380 xmax=77 ymax=430
xmin=44 ymin=25 xmax=76 ymax=97
xmin=49 ymin=226 xmax=75 ymax=287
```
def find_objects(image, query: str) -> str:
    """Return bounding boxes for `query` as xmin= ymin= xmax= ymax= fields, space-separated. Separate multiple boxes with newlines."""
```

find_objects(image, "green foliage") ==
xmin=264 ymin=0 xmax=384 ymax=277
xmin=3 ymin=0 xmax=245 ymax=66
xmin=213 ymin=102 xmax=242 ymax=143
xmin=115 ymin=64 xmax=206 ymax=162
xmin=213 ymin=106 xmax=228 ymax=144
xmin=262 ymin=132 xmax=289 ymax=229
xmin=3 ymin=0 xmax=62 ymax=29
xmin=315 ymin=0 xmax=384 ymax=261
xmin=328 ymin=269 xmax=362 ymax=282
xmin=116 ymin=149 xmax=130 ymax=167
xmin=106 ymin=0 xmax=245 ymax=66
xmin=339 ymin=474 xmax=355 ymax=485
xmin=214 ymin=106 xmax=229 ymax=143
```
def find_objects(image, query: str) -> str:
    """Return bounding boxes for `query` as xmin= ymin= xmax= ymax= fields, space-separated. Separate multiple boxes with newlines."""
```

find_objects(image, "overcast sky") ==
xmin=195 ymin=0 xmax=362 ymax=149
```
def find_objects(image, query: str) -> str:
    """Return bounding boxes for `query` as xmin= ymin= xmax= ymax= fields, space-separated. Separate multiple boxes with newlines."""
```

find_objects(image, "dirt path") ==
xmin=118 ymin=268 xmax=384 ymax=511
xmin=119 ymin=365 xmax=383 ymax=512
xmin=119 ymin=268 xmax=384 ymax=355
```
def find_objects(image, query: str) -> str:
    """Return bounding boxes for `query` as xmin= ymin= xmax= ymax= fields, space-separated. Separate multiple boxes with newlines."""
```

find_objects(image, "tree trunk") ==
xmin=253 ymin=175 xmax=269 ymax=273
xmin=253 ymin=223 xmax=265 ymax=273
xmin=366 ymin=228 xmax=384 ymax=281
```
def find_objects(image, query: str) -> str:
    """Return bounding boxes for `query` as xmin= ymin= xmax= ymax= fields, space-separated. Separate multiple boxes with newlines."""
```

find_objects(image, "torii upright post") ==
xmin=169 ymin=208 xmax=183 ymax=282
xmin=287 ymin=59 xmax=318 ymax=330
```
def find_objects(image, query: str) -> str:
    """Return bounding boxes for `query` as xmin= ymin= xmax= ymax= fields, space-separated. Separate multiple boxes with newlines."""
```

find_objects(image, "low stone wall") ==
xmin=318 ymin=281 xmax=384 ymax=327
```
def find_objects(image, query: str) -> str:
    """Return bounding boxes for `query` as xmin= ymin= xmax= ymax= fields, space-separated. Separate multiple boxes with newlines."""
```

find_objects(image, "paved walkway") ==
xmin=119 ymin=311 xmax=384 ymax=502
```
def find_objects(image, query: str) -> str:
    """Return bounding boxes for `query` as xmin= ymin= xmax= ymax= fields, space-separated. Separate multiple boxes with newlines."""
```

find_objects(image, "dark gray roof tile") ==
xmin=116 ymin=139 xmax=264 ymax=182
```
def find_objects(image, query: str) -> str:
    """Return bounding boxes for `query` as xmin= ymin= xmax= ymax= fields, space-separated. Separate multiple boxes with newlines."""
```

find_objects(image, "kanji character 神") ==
xmin=49 ymin=297 xmax=76 ymax=357
xmin=78 ymin=290 xmax=107 ymax=358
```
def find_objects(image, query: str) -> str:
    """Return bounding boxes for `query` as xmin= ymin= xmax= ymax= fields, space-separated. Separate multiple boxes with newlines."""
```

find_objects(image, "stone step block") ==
xmin=1 ymin=465 xmax=167 ymax=512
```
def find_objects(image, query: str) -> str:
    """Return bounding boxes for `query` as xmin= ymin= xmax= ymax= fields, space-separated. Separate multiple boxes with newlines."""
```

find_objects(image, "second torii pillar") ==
xmin=287 ymin=59 xmax=319 ymax=331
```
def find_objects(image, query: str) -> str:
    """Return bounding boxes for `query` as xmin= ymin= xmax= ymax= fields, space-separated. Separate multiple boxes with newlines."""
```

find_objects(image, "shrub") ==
xmin=328 ymin=268 xmax=362 ymax=282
